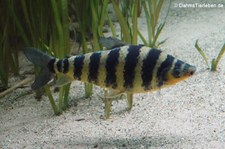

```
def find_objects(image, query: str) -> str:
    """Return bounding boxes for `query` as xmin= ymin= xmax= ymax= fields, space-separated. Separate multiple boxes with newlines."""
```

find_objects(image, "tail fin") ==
xmin=23 ymin=47 xmax=54 ymax=90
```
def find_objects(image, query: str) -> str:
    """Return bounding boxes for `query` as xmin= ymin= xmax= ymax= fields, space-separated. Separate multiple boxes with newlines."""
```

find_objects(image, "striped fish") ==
xmin=23 ymin=45 xmax=196 ymax=118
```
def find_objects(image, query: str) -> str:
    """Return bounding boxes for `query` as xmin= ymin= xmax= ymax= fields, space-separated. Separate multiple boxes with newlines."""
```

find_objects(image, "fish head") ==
xmin=159 ymin=59 xmax=196 ymax=87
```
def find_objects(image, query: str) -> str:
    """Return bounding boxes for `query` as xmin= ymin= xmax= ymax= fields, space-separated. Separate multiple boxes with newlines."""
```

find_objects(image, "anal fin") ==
xmin=98 ymin=89 xmax=125 ymax=119
xmin=97 ymin=89 xmax=125 ymax=99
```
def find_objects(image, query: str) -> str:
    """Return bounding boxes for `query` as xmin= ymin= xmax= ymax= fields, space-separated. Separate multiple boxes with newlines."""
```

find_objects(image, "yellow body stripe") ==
xmin=131 ymin=46 xmax=149 ymax=93
xmin=81 ymin=53 xmax=92 ymax=82
xmin=115 ymin=46 xmax=129 ymax=91
xmin=54 ymin=59 xmax=59 ymax=73
xmin=66 ymin=57 xmax=76 ymax=79
xmin=98 ymin=50 xmax=110 ymax=87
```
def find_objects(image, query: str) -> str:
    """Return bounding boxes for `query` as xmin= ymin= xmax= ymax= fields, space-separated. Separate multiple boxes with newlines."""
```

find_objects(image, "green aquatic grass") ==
xmin=111 ymin=0 xmax=131 ymax=42
xmin=195 ymin=40 xmax=225 ymax=71
xmin=0 ymin=0 xmax=20 ymax=90
xmin=0 ymin=18 xmax=10 ymax=89
xmin=44 ymin=85 xmax=59 ymax=115
xmin=111 ymin=0 xmax=168 ymax=47
xmin=111 ymin=0 xmax=142 ymax=44
xmin=195 ymin=40 xmax=210 ymax=68
xmin=7 ymin=0 xmax=71 ymax=115
xmin=211 ymin=43 xmax=225 ymax=71
xmin=140 ymin=0 xmax=168 ymax=48
xmin=107 ymin=13 xmax=117 ymax=37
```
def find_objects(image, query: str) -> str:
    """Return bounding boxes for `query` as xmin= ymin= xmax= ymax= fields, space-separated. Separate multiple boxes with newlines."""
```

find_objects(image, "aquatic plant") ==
xmin=195 ymin=40 xmax=225 ymax=71
xmin=7 ymin=0 xmax=70 ymax=115
xmin=139 ymin=0 xmax=169 ymax=48
xmin=0 ymin=0 xmax=20 ymax=91
xmin=111 ymin=0 xmax=169 ymax=47
xmin=211 ymin=44 xmax=225 ymax=71
xmin=111 ymin=0 xmax=139 ymax=43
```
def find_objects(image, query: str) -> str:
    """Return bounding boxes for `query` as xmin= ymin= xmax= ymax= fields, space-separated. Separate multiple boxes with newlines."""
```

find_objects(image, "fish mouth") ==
xmin=187 ymin=66 xmax=196 ymax=76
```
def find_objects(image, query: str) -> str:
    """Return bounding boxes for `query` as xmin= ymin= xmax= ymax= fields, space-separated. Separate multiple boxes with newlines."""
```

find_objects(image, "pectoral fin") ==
xmin=97 ymin=89 xmax=125 ymax=119
xmin=55 ymin=75 xmax=73 ymax=87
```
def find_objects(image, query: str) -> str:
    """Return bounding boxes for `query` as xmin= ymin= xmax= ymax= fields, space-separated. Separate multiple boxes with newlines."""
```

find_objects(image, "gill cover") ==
xmin=163 ymin=65 xmax=196 ymax=86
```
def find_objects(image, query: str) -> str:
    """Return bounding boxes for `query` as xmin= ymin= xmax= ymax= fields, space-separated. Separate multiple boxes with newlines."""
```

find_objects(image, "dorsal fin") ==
xmin=99 ymin=37 xmax=126 ymax=49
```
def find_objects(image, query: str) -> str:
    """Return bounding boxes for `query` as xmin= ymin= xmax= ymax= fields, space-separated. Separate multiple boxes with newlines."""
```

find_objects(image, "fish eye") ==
xmin=173 ymin=69 xmax=181 ymax=78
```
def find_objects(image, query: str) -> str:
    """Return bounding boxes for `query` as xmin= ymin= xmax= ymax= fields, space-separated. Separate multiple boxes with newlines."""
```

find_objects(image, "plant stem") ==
xmin=63 ymin=84 xmax=71 ymax=110
xmin=111 ymin=0 xmax=131 ymax=42
xmin=211 ymin=43 xmax=225 ymax=71
xmin=44 ymin=85 xmax=59 ymax=115
xmin=195 ymin=40 xmax=210 ymax=68
xmin=85 ymin=83 xmax=93 ymax=98
xmin=58 ymin=87 xmax=64 ymax=114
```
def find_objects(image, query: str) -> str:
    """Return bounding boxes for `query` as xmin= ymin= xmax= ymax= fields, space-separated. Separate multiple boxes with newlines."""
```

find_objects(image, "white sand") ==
xmin=1 ymin=0 xmax=225 ymax=148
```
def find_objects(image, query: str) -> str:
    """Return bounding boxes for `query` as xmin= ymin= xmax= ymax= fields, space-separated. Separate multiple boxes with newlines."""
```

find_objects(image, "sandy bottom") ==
xmin=1 ymin=0 xmax=225 ymax=148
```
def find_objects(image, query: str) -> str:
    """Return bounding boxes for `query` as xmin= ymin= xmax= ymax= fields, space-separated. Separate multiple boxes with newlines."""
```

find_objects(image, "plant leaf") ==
xmin=212 ymin=43 xmax=225 ymax=71
xmin=195 ymin=40 xmax=210 ymax=68
xmin=111 ymin=0 xmax=131 ymax=43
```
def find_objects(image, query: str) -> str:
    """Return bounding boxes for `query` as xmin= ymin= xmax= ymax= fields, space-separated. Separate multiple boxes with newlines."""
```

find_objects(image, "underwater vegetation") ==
xmin=0 ymin=0 xmax=20 ymax=91
xmin=195 ymin=40 xmax=225 ymax=71
xmin=1 ymin=0 xmax=71 ymax=114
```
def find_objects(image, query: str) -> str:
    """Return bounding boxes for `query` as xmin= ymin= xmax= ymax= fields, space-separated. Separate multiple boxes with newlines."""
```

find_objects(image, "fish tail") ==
xmin=23 ymin=47 xmax=54 ymax=90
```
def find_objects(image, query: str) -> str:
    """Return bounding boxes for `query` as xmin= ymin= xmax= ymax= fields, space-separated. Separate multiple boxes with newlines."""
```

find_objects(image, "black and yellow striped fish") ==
xmin=23 ymin=44 xmax=196 ymax=118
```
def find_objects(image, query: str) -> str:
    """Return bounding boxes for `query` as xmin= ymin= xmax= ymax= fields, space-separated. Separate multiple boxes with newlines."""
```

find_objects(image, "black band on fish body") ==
xmin=63 ymin=58 xmax=69 ymax=73
xmin=173 ymin=60 xmax=184 ymax=78
xmin=73 ymin=55 xmax=85 ymax=80
xmin=56 ymin=60 xmax=63 ymax=72
xmin=88 ymin=52 xmax=101 ymax=83
xmin=157 ymin=55 xmax=175 ymax=83
xmin=105 ymin=48 xmax=120 ymax=89
xmin=141 ymin=49 xmax=161 ymax=91
xmin=157 ymin=67 xmax=170 ymax=87
xmin=123 ymin=45 xmax=140 ymax=89
xmin=47 ymin=58 xmax=56 ymax=73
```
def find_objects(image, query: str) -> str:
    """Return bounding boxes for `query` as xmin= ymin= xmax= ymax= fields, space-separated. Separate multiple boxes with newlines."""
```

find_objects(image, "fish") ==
xmin=23 ymin=38 xmax=196 ymax=118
